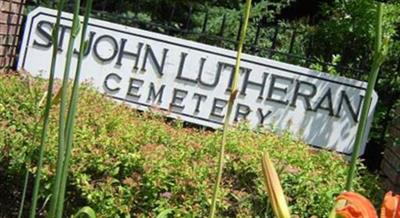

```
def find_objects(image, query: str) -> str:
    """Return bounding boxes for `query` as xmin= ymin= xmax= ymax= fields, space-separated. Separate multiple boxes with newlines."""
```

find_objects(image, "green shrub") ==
xmin=310 ymin=0 xmax=400 ymax=151
xmin=0 ymin=74 xmax=383 ymax=217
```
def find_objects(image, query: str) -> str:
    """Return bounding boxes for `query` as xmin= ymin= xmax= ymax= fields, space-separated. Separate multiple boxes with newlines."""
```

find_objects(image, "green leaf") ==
xmin=156 ymin=209 xmax=174 ymax=218
xmin=72 ymin=206 xmax=96 ymax=218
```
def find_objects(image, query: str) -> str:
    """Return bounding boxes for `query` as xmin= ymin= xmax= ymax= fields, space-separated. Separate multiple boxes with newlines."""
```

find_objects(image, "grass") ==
xmin=0 ymin=73 xmax=383 ymax=217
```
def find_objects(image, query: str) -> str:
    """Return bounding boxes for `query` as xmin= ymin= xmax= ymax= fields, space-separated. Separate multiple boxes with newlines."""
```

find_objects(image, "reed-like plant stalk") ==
xmin=28 ymin=1 xmax=66 ymax=217
xmin=208 ymin=1 xmax=252 ymax=217
xmin=48 ymin=0 xmax=82 ymax=216
xmin=19 ymin=93 xmax=43 ymax=218
xmin=18 ymin=169 xmax=29 ymax=218
xmin=345 ymin=2 xmax=387 ymax=191
xmin=56 ymin=0 xmax=93 ymax=216
xmin=19 ymin=87 xmax=41 ymax=218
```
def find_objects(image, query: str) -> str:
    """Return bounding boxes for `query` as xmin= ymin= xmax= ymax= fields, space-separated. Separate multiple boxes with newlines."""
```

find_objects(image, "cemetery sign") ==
xmin=18 ymin=7 xmax=378 ymax=155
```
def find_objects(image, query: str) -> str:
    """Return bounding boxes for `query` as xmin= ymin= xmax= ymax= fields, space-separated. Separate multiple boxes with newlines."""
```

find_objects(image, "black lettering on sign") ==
xmin=224 ymin=63 xmax=235 ymax=92
xmin=141 ymin=44 xmax=168 ymax=76
xmin=116 ymin=38 xmax=143 ymax=70
xmin=290 ymin=80 xmax=317 ymax=111
xmin=313 ymin=88 xmax=334 ymax=116
xmin=240 ymin=70 xmax=269 ymax=100
xmin=33 ymin=20 xmax=52 ymax=48
xmin=197 ymin=58 xmax=221 ymax=88
xmin=57 ymin=24 xmax=71 ymax=52
xmin=193 ymin=93 xmax=207 ymax=113
xmin=126 ymin=78 xmax=144 ymax=99
xmin=93 ymin=34 xmax=119 ymax=62
xmin=74 ymin=31 xmax=96 ymax=56
xmin=335 ymin=90 xmax=364 ymax=123
xmin=104 ymin=73 xmax=121 ymax=92
xmin=210 ymin=98 xmax=227 ymax=119
xmin=257 ymin=108 xmax=272 ymax=125
xmin=224 ymin=64 xmax=250 ymax=93
xmin=234 ymin=103 xmax=251 ymax=122
xmin=266 ymin=75 xmax=294 ymax=105
xmin=176 ymin=52 xmax=197 ymax=83
xmin=147 ymin=82 xmax=165 ymax=104
xmin=170 ymin=88 xmax=188 ymax=111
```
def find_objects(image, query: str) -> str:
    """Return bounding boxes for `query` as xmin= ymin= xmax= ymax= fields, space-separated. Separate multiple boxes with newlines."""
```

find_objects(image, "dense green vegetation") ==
xmin=0 ymin=74 xmax=383 ymax=217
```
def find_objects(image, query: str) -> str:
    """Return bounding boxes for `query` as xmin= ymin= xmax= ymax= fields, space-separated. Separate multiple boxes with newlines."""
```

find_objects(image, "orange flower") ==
xmin=381 ymin=191 xmax=400 ymax=218
xmin=335 ymin=192 xmax=377 ymax=218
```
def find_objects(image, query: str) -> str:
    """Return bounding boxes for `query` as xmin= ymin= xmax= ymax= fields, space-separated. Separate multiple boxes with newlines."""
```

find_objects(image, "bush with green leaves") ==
xmin=0 ymin=74 xmax=383 ymax=217
xmin=309 ymin=1 xmax=400 ymax=154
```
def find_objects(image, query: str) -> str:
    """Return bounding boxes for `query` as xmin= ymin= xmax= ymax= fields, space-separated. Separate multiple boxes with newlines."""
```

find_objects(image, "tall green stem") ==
xmin=56 ymin=0 xmax=93 ymax=216
xmin=20 ymin=84 xmax=41 ymax=218
xmin=18 ymin=169 xmax=29 ymax=218
xmin=20 ymin=93 xmax=43 ymax=218
xmin=29 ymin=1 xmax=66 ymax=217
xmin=345 ymin=3 xmax=385 ymax=191
xmin=48 ymin=0 xmax=81 ymax=217
xmin=208 ymin=1 xmax=252 ymax=217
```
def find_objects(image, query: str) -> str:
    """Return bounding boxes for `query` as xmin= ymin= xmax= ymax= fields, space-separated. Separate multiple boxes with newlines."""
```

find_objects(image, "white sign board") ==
xmin=18 ymin=7 xmax=378 ymax=155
